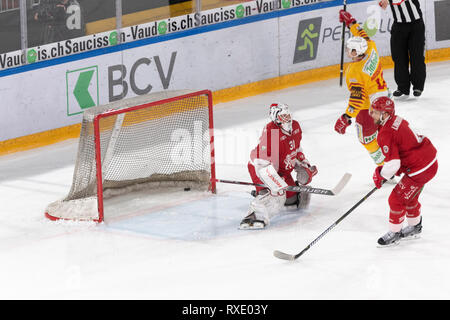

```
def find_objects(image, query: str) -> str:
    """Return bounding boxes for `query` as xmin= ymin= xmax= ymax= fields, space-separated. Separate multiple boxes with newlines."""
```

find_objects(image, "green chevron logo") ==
xmin=66 ymin=66 xmax=99 ymax=116
xmin=73 ymin=70 xmax=96 ymax=109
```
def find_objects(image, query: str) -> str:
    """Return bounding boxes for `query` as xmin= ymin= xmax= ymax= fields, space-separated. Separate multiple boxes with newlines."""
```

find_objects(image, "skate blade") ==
xmin=377 ymin=240 xmax=401 ymax=248
xmin=400 ymin=234 xmax=421 ymax=241
xmin=238 ymin=222 xmax=266 ymax=230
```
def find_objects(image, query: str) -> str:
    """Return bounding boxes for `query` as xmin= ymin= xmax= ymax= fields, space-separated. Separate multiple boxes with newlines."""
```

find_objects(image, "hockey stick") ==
xmin=273 ymin=178 xmax=391 ymax=261
xmin=339 ymin=0 xmax=347 ymax=87
xmin=216 ymin=173 xmax=351 ymax=196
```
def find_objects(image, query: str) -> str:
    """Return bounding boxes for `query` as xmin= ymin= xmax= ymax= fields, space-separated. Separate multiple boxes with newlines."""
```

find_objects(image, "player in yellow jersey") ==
xmin=334 ymin=10 xmax=390 ymax=166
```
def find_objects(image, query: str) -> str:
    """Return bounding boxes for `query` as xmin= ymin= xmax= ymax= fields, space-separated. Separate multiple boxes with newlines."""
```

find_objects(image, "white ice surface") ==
xmin=1 ymin=61 xmax=449 ymax=299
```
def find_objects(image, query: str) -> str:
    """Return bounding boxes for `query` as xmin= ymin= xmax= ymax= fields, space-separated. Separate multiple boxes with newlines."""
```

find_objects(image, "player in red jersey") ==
xmin=239 ymin=103 xmax=318 ymax=229
xmin=369 ymin=96 xmax=438 ymax=246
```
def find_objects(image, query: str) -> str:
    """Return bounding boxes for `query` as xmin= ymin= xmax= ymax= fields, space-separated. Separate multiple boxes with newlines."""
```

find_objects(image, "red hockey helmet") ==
xmin=370 ymin=96 xmax=395 ymax=117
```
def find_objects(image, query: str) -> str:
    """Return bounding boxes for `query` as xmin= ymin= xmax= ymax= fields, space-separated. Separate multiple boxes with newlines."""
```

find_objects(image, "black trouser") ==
xmin=390 ymin=19 xmax=426 ymax=93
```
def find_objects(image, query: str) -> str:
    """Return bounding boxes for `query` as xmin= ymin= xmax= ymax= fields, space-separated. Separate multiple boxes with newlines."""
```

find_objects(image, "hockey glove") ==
xmin=295 ymin=159 xmax=318 ymax=185
xmin=373 ymin=166 xmax=385 ymax=189
xmin=334 ymin=114 xmax=352 ymax=134
xmin=378 ymin=0 xmax=388 ymax=9
xmin=296 ymin=151 xmax=306 ymax=162
xmin=339 ymin=10 xmax=356 ymax=28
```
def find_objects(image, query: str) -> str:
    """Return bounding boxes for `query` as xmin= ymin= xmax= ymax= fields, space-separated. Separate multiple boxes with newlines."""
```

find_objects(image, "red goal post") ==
xmin=45 ymin=90 xmax=216 ymax=223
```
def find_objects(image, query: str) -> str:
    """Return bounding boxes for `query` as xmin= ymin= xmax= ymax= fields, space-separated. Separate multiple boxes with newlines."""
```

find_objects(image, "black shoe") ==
xmin=393 ymin=90 xmax=409 ymax=98
xmin=413 ymin=89 xmax=422 ymax=97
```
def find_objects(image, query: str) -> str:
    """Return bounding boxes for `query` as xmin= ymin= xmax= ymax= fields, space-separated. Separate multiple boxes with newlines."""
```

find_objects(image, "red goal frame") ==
xmin=91 ymin=90 xmax=215 ymax=223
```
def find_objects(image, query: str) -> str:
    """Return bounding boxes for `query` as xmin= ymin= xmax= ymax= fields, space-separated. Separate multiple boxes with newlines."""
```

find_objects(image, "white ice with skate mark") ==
xmin=0 ymin=61 xmax=450 ymax=299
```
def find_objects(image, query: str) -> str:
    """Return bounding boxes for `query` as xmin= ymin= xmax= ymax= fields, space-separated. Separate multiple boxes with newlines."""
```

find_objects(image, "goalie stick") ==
xmin=216 ymin=173 xmax=351 ymax=196
xmin=273 ymin=177 xmax=391 ymax=261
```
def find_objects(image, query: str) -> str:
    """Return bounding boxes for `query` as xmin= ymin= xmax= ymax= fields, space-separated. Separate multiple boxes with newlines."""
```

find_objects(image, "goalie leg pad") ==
xmin=298 ymin=191 xmax=311 ymax=210
xmin=284 ymin=191 xmax=311 ymax=209
xmin=248 ymin=190 xmax=286 ymax=224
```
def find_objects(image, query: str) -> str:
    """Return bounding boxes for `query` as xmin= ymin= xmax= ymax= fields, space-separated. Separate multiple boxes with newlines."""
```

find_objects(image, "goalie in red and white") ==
xmin=240 ymin=102 xmax=318 ymax=229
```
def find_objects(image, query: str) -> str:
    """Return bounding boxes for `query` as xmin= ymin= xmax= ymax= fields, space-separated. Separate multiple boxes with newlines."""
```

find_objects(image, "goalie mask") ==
xmin=346 ymin=36 xmax=368 ymax=59
xmin=269 ymin=102 xmax=292 ymax=134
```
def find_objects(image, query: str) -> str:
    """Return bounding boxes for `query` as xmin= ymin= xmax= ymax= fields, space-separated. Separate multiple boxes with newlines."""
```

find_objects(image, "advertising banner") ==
xmin=279 ymin=1 xmax=396 ymax=75
xmin=0 ymin=20 xmax=280 ymax=141
xmin=0 ymin=0 xmax=331 ymax=72
xmin=0 ymin=0 xmax=448 ymax=144
xmin=426 ymin=0 xmax=450 ymax=49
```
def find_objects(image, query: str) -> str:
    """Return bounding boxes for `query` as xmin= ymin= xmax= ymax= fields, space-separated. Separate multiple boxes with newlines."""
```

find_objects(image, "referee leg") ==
xmin=390 ymin=22 xmax=411 ymax=94
xmin=408 ymin=20 xmax=426 ymax=92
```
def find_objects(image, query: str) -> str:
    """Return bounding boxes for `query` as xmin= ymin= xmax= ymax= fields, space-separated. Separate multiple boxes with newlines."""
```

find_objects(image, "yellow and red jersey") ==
xmin=344 ymin=23 xmax=388 ymax=118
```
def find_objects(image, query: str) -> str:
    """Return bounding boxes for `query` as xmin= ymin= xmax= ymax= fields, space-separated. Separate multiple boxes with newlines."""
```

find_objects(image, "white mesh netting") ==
xmin=45 ymin=90 xmax=214 ymax=222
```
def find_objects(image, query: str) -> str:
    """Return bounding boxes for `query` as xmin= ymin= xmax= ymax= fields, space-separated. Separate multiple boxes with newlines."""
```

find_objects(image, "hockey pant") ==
xmin=355 ymin=109 xmax=385 ymax=166
xmin=388 ymin=160 xmax=438 ymax=231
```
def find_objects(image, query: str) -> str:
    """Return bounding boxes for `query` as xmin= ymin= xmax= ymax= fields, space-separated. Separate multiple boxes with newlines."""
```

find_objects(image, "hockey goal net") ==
xmin=45 ymin=90 xmax=216 ymax=223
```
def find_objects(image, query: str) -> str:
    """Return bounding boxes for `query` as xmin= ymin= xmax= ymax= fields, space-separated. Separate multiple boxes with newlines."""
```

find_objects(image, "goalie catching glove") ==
xmin=295 ymin=153 xmax=318 ymax=185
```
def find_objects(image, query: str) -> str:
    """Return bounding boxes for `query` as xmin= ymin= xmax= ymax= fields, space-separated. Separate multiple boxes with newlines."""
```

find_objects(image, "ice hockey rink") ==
xmin=1 ymin=60 xmax=449 ymax=301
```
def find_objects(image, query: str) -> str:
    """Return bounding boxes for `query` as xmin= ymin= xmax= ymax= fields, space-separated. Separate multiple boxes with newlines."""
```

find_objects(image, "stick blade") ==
xmin=273 ymin=250 xmax=296 ymax=261
xmin=331 ymin=172 xmax=352 ymax=195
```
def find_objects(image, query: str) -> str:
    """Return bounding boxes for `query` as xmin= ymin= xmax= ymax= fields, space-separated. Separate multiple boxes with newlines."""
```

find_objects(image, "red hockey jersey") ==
xmin=377 ymin=115 xmax=437 ymax=177
xmin=250 ymin=120 xmax=303 ymax=176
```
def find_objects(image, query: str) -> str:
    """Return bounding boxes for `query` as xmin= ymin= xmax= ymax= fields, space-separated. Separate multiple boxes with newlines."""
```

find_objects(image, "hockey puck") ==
xmin=184 ymin=187 xmax=191 ymax=191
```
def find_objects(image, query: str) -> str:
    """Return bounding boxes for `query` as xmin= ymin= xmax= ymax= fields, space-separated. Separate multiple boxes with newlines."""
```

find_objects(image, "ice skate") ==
xmin=400 ymin=217 xmax=422 ymax=240
xmin=239 ymin=212 xmax=266 ymax=230
xmin=377 ymin=230 xmax=401 ymax=247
